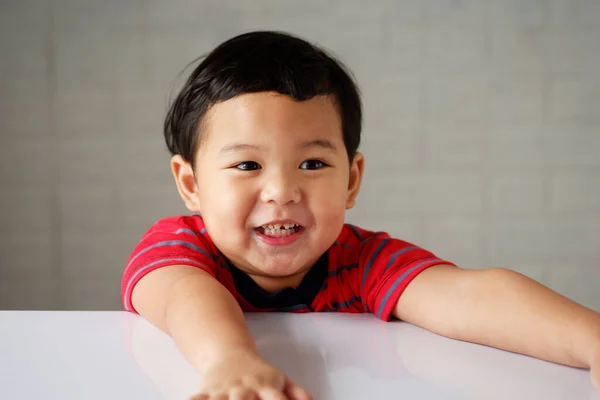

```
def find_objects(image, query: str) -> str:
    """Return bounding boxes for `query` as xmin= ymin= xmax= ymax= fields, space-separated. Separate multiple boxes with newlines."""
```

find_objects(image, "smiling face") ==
xmin=172 ymin=92 xmax=364 ymax=291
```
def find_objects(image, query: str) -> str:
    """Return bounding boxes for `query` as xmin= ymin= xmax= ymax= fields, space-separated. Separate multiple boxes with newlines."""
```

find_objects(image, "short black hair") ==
xmin=164 ymin=31 xmax=362 ymax=167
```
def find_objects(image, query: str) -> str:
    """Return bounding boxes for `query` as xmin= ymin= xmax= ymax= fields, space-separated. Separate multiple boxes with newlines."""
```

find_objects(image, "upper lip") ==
xmin=256 ymin=219 xmax=303 ymax=228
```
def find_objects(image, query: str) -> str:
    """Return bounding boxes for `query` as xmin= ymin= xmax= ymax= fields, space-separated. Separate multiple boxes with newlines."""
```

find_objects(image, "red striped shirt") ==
xmin=121 ymin=215 xmax=455 ymax=321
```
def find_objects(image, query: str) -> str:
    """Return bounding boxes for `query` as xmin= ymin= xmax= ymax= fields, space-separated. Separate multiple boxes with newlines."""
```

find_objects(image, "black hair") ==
xmin=164 ymin=30 xmax=362 ymax=167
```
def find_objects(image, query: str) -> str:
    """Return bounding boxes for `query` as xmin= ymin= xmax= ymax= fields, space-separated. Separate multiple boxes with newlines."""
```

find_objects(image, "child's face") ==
xmin=177 ymin=92 xmax=363 ymax=289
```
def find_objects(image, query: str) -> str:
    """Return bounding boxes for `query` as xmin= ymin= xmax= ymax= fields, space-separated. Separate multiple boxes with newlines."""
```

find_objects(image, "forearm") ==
xmin=452 ymin=268 xmax=600 ymax=368
xmin=164 ymin=275 xmax=259 ymax=373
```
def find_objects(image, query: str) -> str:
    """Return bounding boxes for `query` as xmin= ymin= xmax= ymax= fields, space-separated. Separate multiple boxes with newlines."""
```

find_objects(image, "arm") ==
xmin=132 ymin=265 xmax=256 ymax=371
xmin=394 ymin=266 xmax=600 ymax=386
xmin=132 ymin=265 xmax=311 ymax=399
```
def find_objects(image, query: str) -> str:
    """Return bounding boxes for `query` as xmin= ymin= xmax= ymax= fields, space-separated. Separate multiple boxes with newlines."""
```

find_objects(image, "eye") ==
xmin=234 ymin=161 xmax=261 ymax=171
xmin=299 ymin=159 xmax=326 ymax=170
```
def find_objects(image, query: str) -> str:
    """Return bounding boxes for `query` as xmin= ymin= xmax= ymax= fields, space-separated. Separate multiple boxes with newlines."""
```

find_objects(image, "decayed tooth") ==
xmin=262 ymin=223 xmax=299 ymax=231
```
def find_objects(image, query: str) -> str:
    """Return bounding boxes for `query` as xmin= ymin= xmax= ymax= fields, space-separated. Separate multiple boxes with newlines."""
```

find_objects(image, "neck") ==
xmin=248 ymin=270 xmax=309 ymax=293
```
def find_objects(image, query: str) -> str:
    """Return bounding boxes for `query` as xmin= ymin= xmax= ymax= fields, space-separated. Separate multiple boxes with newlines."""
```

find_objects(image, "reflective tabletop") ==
xmin=0 ymin=311 xmax=598 ymax=399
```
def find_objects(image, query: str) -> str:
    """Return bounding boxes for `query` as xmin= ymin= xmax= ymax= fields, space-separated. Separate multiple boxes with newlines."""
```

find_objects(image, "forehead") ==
xmin=200 ymin=92 xmax=343 ymax=152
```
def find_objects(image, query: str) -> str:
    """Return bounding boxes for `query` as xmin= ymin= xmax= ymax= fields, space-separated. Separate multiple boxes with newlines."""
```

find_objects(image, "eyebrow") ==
xmin=299 ymin=139 xmax=337 ymax=151
xmin=219 ymin=143 xmax=263 ymax=155
xmin=219 ymin=139 xmax=337 ymax=155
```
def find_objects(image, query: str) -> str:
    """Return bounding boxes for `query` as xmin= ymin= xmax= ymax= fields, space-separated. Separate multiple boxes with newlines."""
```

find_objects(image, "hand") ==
xmin=190 ymin=348 xmax=312 ymax=400
xmin=592 ymin=351 xmax=600 ymax=390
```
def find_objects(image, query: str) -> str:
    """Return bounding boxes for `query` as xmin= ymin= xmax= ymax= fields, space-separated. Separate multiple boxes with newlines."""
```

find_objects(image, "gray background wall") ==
xmin=1 ymin=0 xmax=599 ymax=311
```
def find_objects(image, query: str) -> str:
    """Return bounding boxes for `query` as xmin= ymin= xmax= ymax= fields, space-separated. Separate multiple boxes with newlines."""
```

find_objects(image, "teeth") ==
xmin=260 ymin=223 xmax=300 ymax=238
xmin=261 ymin=223 xmax=298 ymax=230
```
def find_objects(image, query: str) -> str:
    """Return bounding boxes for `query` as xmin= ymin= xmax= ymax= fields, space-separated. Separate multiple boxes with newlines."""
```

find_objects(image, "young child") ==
xmin=122 ymin=31 xmax=600 ymax=399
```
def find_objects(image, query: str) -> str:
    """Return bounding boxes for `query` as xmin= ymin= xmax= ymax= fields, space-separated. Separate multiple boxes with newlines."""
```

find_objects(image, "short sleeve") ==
xmin=121 ymin=215 xmax=218 ymax=313
xmin=358 ymin=233 xmax=456 ymax=321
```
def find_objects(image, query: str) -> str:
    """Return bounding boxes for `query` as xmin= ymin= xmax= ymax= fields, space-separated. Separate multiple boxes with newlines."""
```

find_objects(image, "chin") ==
xmin=259 ymin=261 xmax=305 ymax=278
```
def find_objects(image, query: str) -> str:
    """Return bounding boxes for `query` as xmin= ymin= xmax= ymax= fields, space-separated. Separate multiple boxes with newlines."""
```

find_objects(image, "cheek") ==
xmin=199 ymin=177 xmax=255 ymax=224
xmin=308 ymin=177 xmax=348 ymax=220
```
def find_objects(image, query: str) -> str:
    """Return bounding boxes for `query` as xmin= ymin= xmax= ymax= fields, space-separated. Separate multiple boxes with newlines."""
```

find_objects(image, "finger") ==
xmin=230 ymin=387 xmax=256 ymax=400
xmin=188 ymin=394 xmax=209 ymax=400
xmin=284 ymin=379 xmax=312 ymax=400
xmin=257 ymin=387 xmax=287 ymax=400
xmin=592 ymin=369 xmax=600 ymax=391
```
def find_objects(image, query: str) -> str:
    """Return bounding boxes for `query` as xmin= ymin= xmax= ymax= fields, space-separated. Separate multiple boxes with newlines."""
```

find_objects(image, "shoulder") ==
xmin=129 ymin=214 xmax=219 ymax=263
xmin=336 ymin=223 xmax=388 ymax=247
xmin=147 ymin=214 xmax=207 ymax=234
xmin=140 ymin=214 xmax=211 ymax=243
xmin=333 ymin=224 xmax=455 ymax=320
xmin=335 ymin=223 xmax=438 ymax=265
xmin=122 ymin=214 xmax=221 ymax=313
xmin=328 ymin=224 xmax=393 ymax=274
xmin=336 ymin=223 xmax=403 ymax=254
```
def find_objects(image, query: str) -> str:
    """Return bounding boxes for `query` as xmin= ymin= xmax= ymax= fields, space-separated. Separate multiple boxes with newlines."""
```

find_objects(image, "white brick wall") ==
xmin=551 ymin=173 xmax=600 ymax=214
xmin=489 ymin=174 xmax=545 ymax=215
xmin=1 ymin=0 xmax=598 ymax=311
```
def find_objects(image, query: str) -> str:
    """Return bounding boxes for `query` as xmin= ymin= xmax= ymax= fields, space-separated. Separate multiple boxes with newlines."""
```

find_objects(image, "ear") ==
xmin=346 ymin=151 xmax=364 ymax=210
xmin=171 ymin=155 xmax=202 ymax=213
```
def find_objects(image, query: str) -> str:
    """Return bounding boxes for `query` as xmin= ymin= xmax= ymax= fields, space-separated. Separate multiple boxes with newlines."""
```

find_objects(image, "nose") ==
xmin=260 ymin=170 xmax=301 ymax=205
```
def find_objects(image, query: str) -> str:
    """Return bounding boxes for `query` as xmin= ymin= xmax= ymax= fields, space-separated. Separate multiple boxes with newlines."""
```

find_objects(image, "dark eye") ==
xmin=235 ymin=161 xmax=261 ymax=171
xmin=299 ymin=159 xmax=326 ymax=170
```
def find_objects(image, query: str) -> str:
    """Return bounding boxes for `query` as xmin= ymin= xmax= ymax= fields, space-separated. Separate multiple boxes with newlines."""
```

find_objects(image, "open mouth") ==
xmin=255 ymin=223 xmax=303 ymax=238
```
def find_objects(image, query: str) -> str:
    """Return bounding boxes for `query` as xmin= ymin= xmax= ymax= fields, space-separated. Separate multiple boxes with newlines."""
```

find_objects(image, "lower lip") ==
xmin=255 ymin=227 xmax=304 ymax=246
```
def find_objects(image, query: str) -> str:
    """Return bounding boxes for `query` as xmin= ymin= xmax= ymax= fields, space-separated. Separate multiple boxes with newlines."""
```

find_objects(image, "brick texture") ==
xmin=0 ymin=0 xmax=598 ymax=311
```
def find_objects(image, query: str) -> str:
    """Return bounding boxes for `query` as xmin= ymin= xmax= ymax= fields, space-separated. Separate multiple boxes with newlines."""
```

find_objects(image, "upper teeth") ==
xmin=263 ymin=223 xmax=298 ymax=230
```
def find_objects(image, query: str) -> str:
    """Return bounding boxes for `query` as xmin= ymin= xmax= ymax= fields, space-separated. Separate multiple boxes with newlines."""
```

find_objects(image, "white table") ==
xmin=0 ymin=311 xmax=598 ymax=400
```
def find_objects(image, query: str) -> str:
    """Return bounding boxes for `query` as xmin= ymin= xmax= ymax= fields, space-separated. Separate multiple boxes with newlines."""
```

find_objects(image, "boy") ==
xmin=122 ymin=31 xmax=600 ymax=399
